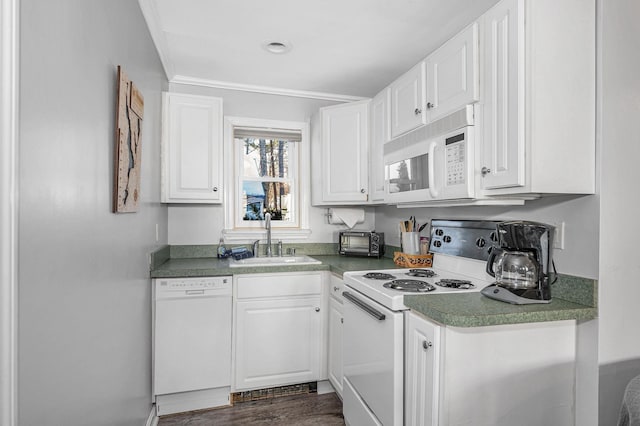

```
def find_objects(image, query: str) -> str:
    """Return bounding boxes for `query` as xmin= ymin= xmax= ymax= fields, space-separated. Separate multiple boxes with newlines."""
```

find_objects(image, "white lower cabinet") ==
xmin=405 ymin=311 xmax=578 ymax=426
xmin=327 ymin=274 xmax=344 ymax=397
xmin=233 ymin=272 xmax=325 ymax=391
xmin=405 ymin=312 xmax=441 ymax=426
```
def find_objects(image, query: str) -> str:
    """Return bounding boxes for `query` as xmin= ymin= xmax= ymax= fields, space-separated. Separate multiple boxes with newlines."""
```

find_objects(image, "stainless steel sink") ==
xmin=228 ymin=255 xmax=321 ymax=268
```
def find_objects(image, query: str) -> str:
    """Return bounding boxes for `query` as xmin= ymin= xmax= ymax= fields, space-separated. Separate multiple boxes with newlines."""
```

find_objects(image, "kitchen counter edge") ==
xmin=150 ymin=254 xmax=597 ymax=328
xmin=149 ymin=254 xmax=397 ymax=278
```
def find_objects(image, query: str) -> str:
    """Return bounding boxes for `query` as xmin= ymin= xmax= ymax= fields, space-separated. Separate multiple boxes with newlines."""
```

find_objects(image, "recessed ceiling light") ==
xmin=263 ymin=41 xmax=292 ymax=54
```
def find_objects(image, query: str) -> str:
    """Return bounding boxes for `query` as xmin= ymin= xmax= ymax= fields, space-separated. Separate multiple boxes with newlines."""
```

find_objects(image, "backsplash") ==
xmin=169 ymin=243 xmax=339 ymax=259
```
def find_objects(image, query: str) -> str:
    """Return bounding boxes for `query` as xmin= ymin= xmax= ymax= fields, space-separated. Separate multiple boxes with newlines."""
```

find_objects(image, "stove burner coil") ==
xmin=405 ymin=268 xmax=437 ymax=278
xmin=434 ymin=279 xmax=475 ymax=289
xmin=363 ymin=272 xmax=397 ymax=280
xmin=383 ymin=279 xmax=436 ymax=292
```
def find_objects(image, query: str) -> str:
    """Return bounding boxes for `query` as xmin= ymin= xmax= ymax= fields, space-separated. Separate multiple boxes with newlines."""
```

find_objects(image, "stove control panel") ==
xmin=429 ymin=219 xmax=500 ymax=261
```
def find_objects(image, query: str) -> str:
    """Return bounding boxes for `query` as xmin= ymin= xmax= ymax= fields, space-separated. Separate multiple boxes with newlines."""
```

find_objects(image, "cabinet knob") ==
xmin=212 ymin=187 xmax=218 ymax=192
xmin=423 ymin=340 xmax=433 ymax=350
xmin=360 ymin=188 xmax=366 ymax=194
xmin=426 ymin=102 xmax=434 ymax=109
xmin=481 ymin=167 xmax=491 ymax=177
xmin=334 ymin=286 xmax=340 ymax=292
xmin=341 ymin=318 xmax=344 ymax=324
xmin=414 ymin=108 xmax=422 ymax=115
xmin=315 ymin=307 xmax=320 ymax=312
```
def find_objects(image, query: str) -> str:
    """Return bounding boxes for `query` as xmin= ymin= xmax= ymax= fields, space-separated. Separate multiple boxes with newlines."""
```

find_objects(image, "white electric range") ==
xmin=341 ymin=220 xmax=498 ymax=426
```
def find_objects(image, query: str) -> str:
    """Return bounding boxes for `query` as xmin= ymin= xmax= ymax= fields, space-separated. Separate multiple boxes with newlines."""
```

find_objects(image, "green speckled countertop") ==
xmin=405 ymin=291 xmax=597 ymax=327
xmin=150 ymin=245 xmax=597 ymax=327
xmin=150 ymin=254 xmax=398 ymax=278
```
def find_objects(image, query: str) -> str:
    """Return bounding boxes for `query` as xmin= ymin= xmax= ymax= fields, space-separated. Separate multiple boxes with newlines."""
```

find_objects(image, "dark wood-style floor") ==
xmin=158 ymin=393 xmax=345 ymax=426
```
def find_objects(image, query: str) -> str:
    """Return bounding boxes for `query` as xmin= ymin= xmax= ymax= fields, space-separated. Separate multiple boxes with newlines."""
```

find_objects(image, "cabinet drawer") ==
xmin=235 ymin=272 xmax=322 ymax=299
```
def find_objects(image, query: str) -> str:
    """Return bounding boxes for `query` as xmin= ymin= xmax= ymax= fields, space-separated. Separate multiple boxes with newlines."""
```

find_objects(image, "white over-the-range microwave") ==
xmin=384 ymin=106 xmax=476 ymax=204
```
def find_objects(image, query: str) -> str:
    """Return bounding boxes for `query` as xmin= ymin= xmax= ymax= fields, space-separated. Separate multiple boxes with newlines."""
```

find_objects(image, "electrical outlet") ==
xmin=553 ymin=221 xmax=565 ymax=250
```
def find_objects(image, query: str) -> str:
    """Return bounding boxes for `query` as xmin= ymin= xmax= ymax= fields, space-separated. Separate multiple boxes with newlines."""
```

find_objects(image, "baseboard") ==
xmin=145 ymin=404 xmax=158 ymax=426
xmin=316 ymin=380 xmax=336 ymax=395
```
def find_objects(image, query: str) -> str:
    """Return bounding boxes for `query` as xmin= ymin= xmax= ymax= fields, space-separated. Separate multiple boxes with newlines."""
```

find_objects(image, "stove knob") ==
xmin=371 ymin=234 xmax=379 ymax=242
xmin=476 ymin=237 xmax=486 ymax=248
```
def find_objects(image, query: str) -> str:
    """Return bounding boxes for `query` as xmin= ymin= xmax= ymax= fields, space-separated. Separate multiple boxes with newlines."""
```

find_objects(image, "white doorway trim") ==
xmin=0 ymin=0 xmax=19 ymax=425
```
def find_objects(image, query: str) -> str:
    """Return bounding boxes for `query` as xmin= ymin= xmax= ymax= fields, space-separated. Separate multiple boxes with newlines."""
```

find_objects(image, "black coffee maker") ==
xmin=482 ymin=221 xmax=555 ymax=304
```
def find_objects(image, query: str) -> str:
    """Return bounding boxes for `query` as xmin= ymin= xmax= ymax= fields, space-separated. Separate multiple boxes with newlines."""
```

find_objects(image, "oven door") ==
xmin=342 ymin=286 xmax=404 ymax=426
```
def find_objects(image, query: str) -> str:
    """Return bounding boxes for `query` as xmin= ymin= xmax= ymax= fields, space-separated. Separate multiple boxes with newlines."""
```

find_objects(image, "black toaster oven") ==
xmin=339 ymin=231 xmax=384 ymax=258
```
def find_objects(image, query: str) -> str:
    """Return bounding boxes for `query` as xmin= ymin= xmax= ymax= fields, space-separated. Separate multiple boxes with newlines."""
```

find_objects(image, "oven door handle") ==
xmin=343 ymin=291 xmax=386 ymax=321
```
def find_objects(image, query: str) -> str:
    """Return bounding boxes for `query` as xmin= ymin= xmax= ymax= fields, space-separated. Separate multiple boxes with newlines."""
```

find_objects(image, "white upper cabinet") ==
xmin=479 ymin=0 xmax=595 ymax=195
xmin=311 ymin=100 xmax=370 ymax=205
xmin=369 ymin=89 xmax=390 ymax=203
xmin=161 ymin=92 xmax=223 ymax=203
xmin=480 ymin=0 xmax=525 ymax=190
xmin=425 ymin=22 xmax=479 ymax=122
xmin=390 ymin=62 xmax=426 ymax=138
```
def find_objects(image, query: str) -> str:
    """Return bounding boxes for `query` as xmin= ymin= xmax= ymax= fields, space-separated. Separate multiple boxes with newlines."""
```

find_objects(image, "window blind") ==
xmin=234 ymin=126 xmax=302 ymax=142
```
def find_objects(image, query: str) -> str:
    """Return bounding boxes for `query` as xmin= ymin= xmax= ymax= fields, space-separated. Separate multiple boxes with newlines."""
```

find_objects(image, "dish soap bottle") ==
xmin=217 ymin=237 xmax=227 ymax=258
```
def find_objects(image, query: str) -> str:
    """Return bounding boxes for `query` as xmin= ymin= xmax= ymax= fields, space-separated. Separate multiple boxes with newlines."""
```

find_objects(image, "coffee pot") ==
xmin=482 ymin=221 xmax=555 ymax=304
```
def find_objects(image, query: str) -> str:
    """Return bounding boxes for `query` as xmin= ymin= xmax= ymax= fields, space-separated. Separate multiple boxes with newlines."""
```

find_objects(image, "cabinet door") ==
xmin=328 ymin=297 xmax=343 ymax=397
xmin=390 ymin=62 xmax=426 ymax=138
xmin=234 ymin=297 xmax=322 ymax=391
xmin=162 ymin=92 xmax=223 ymax=203
xmin=370 ymin=89 xmax=390 ymax=202
xmin=320 ymin=101 xmax=369 ymax=203
xmin=405 ymin=313 xmax=441 ymax=426
xmin=480 ymin=0 xmax=525 ymax=190
xmin=425 ymin=22 xmax=479 ymax=122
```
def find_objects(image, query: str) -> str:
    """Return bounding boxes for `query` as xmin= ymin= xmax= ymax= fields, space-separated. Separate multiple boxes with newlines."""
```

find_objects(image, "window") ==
xmin=223 ymin=117 xmax=311 ymax=240
xmin=235 ymin=132 xmax=298 ymax=226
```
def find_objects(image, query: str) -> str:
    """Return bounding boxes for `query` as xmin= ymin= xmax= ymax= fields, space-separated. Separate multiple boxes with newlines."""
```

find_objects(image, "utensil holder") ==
xmin=401 ymin=232 xmax=420 ymax=254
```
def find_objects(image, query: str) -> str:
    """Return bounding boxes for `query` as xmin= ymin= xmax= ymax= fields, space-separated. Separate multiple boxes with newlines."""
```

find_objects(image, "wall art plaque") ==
xmin=113 ymin=65 xmax=144 ymax=213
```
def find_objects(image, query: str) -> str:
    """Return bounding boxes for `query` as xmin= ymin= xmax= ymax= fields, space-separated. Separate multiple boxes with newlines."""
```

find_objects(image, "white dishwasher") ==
xmin=153 ymin=276 xmax=232 ymax=415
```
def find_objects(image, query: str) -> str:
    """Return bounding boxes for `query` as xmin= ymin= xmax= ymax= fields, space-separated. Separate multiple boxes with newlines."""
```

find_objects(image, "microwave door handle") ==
xmin=428 ymin=140 xmax=439 ymax=198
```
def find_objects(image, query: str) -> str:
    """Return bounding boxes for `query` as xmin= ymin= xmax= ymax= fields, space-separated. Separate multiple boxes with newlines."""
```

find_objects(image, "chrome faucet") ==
xmin=265 ymin=212 xmax=272 ymax=257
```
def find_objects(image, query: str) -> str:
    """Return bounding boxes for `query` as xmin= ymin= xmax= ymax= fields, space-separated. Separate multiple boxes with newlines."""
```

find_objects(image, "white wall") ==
xmin=167 ymin=83 xmax=377 ymax=245
xmin=19 ymin=1 xmax=167 ymax=425
xmin=597 ymin=0 xmax=640 ymax=423
xmin=375 ymin=194 xmax=599 ymax=278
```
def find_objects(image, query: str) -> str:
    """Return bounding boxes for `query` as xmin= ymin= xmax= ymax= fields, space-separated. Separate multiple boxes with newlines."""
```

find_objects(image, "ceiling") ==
xmin=139 ymin=0 xmax=500 ymax=100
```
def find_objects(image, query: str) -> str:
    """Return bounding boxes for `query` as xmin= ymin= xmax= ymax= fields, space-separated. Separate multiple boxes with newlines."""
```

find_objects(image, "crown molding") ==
xmin=171 ymin=75 xmax=369 ymax=103
xmin=138 ymin=0 xmax=175 ymax=80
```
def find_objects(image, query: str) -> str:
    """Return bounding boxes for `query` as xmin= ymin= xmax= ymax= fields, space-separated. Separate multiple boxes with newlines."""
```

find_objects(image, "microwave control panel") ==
xmin=445 ymin=132 xmax=466 ymax=186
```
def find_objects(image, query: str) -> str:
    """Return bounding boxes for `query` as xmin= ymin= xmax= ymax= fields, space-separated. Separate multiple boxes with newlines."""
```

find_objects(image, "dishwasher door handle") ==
xmin=343 ymin=291 xmax=386 ymax=321
xmin=185 ymin=290 xmax=205 ymax=295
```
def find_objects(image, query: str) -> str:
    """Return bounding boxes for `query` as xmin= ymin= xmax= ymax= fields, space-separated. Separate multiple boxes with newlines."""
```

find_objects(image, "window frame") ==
xmin=234 ymin=138 xmax=298 ymax=229
xmin=222 ymin=116 xmax=311 ymax=242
